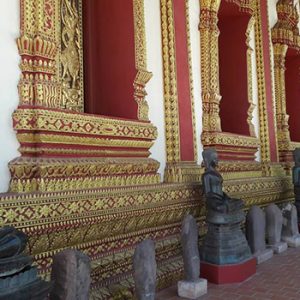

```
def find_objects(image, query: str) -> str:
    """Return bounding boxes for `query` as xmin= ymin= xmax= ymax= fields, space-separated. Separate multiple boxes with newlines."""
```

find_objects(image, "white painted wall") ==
xmin=0 ymin=0 xmax=20 ymax=193
xmin=144 ymin=0 xmax=166 ymax=180
xmin=189 ymin=0 xmax=203 ymax=164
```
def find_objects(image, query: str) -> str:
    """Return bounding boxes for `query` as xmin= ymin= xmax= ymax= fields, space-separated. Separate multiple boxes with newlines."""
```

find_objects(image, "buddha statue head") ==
xmin=202 ymin=148 xmax=218 ymax=170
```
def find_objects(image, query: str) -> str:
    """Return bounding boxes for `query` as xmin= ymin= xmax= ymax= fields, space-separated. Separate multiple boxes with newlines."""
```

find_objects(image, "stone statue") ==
xmin=281 ymin=203 xmax=300 ymax=247
xmin=292 ymin=148 xmax=300 ymax=221
xmin=50 ymin=249 xmax=91 ymax=300
xmin=201 ymin=149 xmax=252 ymax=265
xmin=265 ymin=204 xmax=287 ymax=253
xmin=202 ymin=148 xmax=244 ymax=224
xmin=177 ymin=215 xmax=207 ymax=299
xmin=181 ymin=215 xmax=200 ymax=281
xmin=0 ymin=226 xmax=51 ymax=300
xmin=133 ymin=239 xmax=156 ymax=300
xmin=246 ymin=206 xmax=273 ymax=264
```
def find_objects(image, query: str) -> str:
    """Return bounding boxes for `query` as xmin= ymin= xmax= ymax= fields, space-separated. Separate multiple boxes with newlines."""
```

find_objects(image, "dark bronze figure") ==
xmin=292 ymin=148 xmax=300 ymax=221
xmin=201 ymin=149 xmax=252 ymax=265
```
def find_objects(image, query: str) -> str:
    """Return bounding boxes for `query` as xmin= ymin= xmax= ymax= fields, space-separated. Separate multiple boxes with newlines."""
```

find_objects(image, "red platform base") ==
xmin=200 ymin=257 xmax=256 ymax=284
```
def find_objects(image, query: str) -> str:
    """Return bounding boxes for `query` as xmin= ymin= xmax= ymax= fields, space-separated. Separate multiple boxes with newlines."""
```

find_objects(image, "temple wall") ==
xmin=0 ymin=0 xmax=20 ymax=193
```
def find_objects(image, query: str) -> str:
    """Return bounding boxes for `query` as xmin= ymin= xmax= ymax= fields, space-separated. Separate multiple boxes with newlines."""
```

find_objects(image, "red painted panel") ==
xmin=201 ymin=257 xmax=256 ymax=284
xmin=173 ymin=0 xmax=195 ymax=161
xmin=218 ymin=1 xmax=250 ymax=136
xmin=260 ymin=1 xmax=278 ymax=162
xmin=285 ymin=49 xmax=300 ymax=142
xmin=83 ymin=0 xmax=138 ymax=120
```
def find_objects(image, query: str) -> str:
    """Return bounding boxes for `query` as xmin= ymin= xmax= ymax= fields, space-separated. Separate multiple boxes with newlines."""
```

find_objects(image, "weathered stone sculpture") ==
xmin=49 ymin=249 xmax=91 ymax=300
xmin=133 ymin=239 xmax=156 ymax=300
xmin=177 ymin=215 xmax=207 ymax=299
xmin=246 ymin=206 xmax=273 ymax=264
xmin=281 ymin=203 xmax=300 ymax=247
xmin=292 ymin=148 xmax=300 ymax=221
xmin=265 ymin=204 xmax=287 ymax=253
xmin=201 ymin=149 xmax=252 ymax=265
xmin=0 ymin=226 xmax=51 ymax=300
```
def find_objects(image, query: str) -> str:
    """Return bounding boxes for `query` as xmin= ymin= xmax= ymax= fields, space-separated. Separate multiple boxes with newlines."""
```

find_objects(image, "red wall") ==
xmin=259 ymin=1 xmax=278 ymax=162
xmin=173 ymin=0 xmax=195 ymax=161
xmin=218 ymin=2 xmax=250 ymax=136
xmin=285 ymin=49 xmax=300 ymax=142
xmin=83 ymin=0 xmax=138 ymax=120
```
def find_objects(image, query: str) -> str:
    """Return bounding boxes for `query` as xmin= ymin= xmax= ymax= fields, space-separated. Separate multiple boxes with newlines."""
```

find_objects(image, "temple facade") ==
xmin=0 ymin=0 xmax=299 ymax=298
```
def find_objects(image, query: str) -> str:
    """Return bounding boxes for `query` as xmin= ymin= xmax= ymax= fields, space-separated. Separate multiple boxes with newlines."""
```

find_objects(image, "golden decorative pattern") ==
xmin=13 ymin=108 xmax=158 ymax=140
xmin=18 ymin=0 xmax=151 ymax=118
xmin=199 ymin=0 xmax=259 ymax=162
xmin=160 ymin=0 xmax=181 ymax=163
xmin=160 ymin=0 xmax=199 ymax=183
xmin=271 ymin=0 xmax=300 ymax=166
xmin=9 ymin=157 xmax=161 ymax=193
xmin=60 ymin=0 xmax=84 ymax=111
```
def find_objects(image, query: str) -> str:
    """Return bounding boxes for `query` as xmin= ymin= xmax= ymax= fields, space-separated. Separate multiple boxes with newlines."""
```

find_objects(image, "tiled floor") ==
xmin=156 ymin=247 xmax=300 ymax=300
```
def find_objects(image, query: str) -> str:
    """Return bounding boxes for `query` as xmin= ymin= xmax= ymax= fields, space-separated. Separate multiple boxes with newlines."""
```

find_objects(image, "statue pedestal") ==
xmin=177 ymin=279 xmax=207 ymax=299
xmin=254 ymin=249 xmax=273 ymax=264
xmin=201 ymin=221 xmax=252 ymax=265
xmin=267 ymin=242 xmax=287 ymax=254
xmin=200 ymin=257 xmax=256 ymax=284
xmin=282 ymin=235 xmax=300 ymax=247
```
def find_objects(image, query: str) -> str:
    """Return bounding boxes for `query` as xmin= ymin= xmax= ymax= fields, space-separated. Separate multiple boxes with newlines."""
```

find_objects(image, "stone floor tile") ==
xmin=156 ymin=247 xmax=300 ymax=300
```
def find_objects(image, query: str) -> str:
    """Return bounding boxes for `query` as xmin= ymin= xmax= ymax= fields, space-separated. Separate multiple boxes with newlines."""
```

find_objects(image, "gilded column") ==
xmin=254 ymin=0 xmax=282 ymax=175
xmin=161 ymin=0 xmax=200 ymax=183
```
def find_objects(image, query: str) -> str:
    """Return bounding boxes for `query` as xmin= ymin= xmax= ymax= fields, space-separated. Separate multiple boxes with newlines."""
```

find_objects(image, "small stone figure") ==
xmin=177 ymin=215 xmax=207 ymax=299
xmin=133 ymin=239 xmax=156 ymax=300
xmin=292 ymin=148 xmax=300 ymax=221
xmin=265 ymin=204 xmax=287 ymax=253
xmin=50 ymin=249 xmax=91 ymax=300
xmin=201 ymin=149 xmax=252 ymax=265
xmin=246 ymin=206 xmax=273 ymax=264
xmin=0 ymin=226 xmax=51 ymax=300
xmin=281 ymin=203 xmax=300 ymax=247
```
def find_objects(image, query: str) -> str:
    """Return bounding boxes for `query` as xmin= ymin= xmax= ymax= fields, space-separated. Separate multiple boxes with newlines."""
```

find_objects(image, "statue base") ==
xmin=254 ymin=248 xmax=273 ymax=264
xmin=267 ymin=242 xmax=287 ymax=254
xmin=282 ymin=235 xmax=300 ymax=248
xmin=201 ymin=221 xmax=252 ymax=265
xmin=177 ymin=279 xmax=207 ymax=299
xmin=200 ymin=257 xmax=256 ymax=284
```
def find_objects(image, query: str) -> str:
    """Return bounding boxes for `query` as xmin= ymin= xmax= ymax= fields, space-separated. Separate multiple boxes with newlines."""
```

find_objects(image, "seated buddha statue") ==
xmin=202 ymin=148 xmax=244 ymax=224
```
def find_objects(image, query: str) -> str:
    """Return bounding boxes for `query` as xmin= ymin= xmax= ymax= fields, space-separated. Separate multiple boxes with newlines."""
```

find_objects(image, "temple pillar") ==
xmin=271 ymin=0 xmax=300 ymax=173
xmin=161 ymin=0 xmax=200 ymax=183
xmin=255 ymin=0 xmax=281 ymax=176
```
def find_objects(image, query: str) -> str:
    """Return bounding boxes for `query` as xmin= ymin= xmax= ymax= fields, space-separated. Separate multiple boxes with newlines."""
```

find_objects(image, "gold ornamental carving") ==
xmin=160 ymin=0 xmax=199 ymax=183
xmin=60 ymin=0 xmax=84 ymax=111
xmin=272 ymin=0 xmax=300 ymax=165
xmin=199 ymin=0 xmax=259 ymax=162
xmin=18 ymin=0 xmax=84 ymax=111
xmin=18 ymin=0 xmax=151 ymax=119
